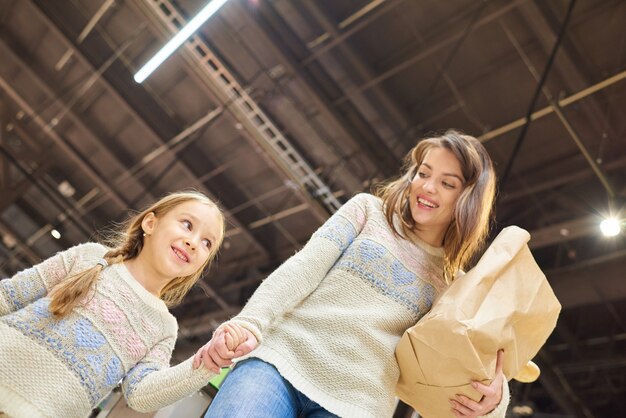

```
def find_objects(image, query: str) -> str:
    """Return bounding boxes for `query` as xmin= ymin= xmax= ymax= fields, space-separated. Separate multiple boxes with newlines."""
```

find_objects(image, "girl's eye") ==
xmin=443 ymin=182 xmax=456 ymax=189
xmin=182 ymin=220 xmax=192 ymax=230
xmin=417 ymin=171 xmax=427 ymax=178
xmin=202 ymin=239 xmax=211 ymax=249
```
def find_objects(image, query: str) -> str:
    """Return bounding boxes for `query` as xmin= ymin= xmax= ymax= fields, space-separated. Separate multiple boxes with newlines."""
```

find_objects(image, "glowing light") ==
xmin=134 ymin=0 xmax=230 ymax=83
xmin=51 ymin=229 xmax=62 ymax=239
xmin=600 ymin=218 xmax=621 ymax=237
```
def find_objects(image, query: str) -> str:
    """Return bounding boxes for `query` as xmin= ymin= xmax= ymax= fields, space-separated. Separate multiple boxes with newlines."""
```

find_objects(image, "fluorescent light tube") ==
xmin=134 ymin=0 xmax=229 ymax=83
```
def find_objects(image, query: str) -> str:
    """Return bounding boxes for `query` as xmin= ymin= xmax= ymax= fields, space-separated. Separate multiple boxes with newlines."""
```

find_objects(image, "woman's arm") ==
xmin=226 ymin=193 xmax=369 ymax=343
xmin=195 ymin=194 xmax=371 ymax=371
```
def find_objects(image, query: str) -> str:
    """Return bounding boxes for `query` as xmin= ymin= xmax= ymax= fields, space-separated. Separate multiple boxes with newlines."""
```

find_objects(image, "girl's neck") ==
xmin=123 ymin=257 xmax=167 ymax=297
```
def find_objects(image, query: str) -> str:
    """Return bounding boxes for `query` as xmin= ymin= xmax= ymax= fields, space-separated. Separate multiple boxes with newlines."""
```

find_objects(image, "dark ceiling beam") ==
xmin=331 ymin=0 xmax=529 ymax=106
xmin=536 ymin=349 xmax=595 ymax=418
xmin=0 ymin=141 xmax=50 ymax=213
xmin=478 ymin=68 xmax=626 ymax=143
xmin=131 ymin=0 xmax=340 ymax=222
xmin=516 ymin=1 xmax=622 ymax=147
xmin=0 ymin=219 xmax=39 ymax=265
xmin=529 ymin=217 xmax=600 ymax=250
xmin=396 ymin=5 xmax=486 ymax=134
xmin=547 ymin=250 xmax=626 ymax=309
xmin=501 ymin=9 xmax=618 ymax=199
xmin=0 ymin=113 xmax=96 ymax=240
xmin=300 ymin=1 xmax=412 ymax=145
xmin=301 ymin=0 xmax=406 ymax=66
xmin=0 ymin=43 xmax=130 ymax=211
xmin=224 ymin=190 xmax=345 ymax=239
xmin=548 ymin=332 xmax=626 ymax=353
xmin=501 ymin=154 xmax=626 ymax=203
xmin=242 ymin=0 xmax=402 ymax=178
xmin=27 ymin=0 xmax=270 ymax=260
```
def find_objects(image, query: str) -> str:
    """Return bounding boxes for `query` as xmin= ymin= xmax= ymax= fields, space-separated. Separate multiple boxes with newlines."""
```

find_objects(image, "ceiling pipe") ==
xmin=501 ymin=21 xmax=617 ymax=198
xmin=478 ymin=69 xmax=626 ymax=143
xmin=0 ymin=75 xmax=129 ymax=210
xmin=303 ymin=0 xmax=406 ymax=58
xmin=134 ymin=0 xmax=341 ymax=220
xmin=331 ymin=0 xmax=529 ymax=107
xmin=301 ymin=1 xmax=412 ymax=139
xmin=27 ymin=0 xmax=270 ymax=260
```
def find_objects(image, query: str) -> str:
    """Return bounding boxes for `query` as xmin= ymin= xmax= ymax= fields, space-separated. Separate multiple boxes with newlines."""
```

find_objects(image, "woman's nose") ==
xmin=423 ymin=179 xmax=437 ymax=193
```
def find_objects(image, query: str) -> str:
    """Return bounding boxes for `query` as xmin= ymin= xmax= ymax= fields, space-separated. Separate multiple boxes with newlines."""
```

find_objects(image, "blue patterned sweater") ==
xmin=230 ymin=193 xmax=455 ymax=418
xmin=0 ymin=243 xmax=216 ymax=418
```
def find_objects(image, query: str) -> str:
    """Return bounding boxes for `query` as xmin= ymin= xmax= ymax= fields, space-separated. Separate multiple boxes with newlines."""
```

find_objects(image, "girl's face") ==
xmin=141 ymin=200 xmax=221 ymax=282
xmin=408 ymin=147 xmax=465 ymax=246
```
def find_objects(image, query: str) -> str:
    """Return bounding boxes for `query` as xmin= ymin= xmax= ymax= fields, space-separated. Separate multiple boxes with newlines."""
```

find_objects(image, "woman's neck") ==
xmin=411 ymin=227 xmax=445 ymax=248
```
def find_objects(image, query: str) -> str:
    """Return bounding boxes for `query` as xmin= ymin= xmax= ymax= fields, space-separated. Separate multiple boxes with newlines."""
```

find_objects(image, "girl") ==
xmin=0 ymin=191 xmax=246 ymax=418
xmin=195 ymin=130 xmax=509 ymax=418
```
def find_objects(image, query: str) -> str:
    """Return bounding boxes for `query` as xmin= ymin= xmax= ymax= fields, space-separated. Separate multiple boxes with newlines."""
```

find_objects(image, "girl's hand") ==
xmin=192 ymin=323 xmax=258 ymax=372
xmin=451 ymin=350 xmax=506 ymax=417
xmin=193 ymin=339 xmax=222 ymax=373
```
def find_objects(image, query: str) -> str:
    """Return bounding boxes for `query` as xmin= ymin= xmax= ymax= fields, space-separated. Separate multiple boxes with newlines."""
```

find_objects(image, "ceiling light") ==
xmin=58 ymin=180 xmax=75 ymax=197
xmin=51 ymin=229 xmax=62 ymax=239
xmin=134 ymin=0 xmax=230 ymax=83
xmin=600 ymin=218 xmax=621 ymax=237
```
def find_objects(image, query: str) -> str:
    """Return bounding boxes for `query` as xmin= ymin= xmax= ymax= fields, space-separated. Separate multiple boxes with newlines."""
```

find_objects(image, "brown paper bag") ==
xmin=395 ymin=226 xmax=561 ymax=418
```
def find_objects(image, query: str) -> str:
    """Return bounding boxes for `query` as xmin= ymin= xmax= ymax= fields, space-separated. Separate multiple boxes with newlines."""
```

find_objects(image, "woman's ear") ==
xmin=141 ymin=212 xmax=157 ymax=235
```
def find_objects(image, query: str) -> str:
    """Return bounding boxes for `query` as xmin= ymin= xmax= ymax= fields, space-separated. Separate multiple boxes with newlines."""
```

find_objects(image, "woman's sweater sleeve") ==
xmin=0 ymin=243 xmax=96 ymax=315
xmin=229 ymin=193 xmax=369 ymax=343
xmin=122 ymin=337 xmax=216 ymax=412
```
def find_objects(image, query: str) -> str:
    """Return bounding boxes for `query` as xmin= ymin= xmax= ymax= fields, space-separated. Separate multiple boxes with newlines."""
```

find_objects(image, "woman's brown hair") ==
xmin=373 ymin=130 xmax=496 ymax=283
xmin=48 ymin=190 xmax=225 ymax=317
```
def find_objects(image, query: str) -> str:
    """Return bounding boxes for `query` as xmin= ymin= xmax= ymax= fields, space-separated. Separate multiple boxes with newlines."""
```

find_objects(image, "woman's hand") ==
xmin=451 ymin=350 xmax=505 ymax=417
xmin=192 ymin=323 xmax=258 ymax=373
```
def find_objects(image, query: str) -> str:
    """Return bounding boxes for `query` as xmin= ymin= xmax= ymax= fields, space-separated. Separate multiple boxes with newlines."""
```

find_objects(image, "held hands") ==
xmin=192 ymin=322 xmax=258 ymax=373
xmin=450 ymin=350 xmax=506 ymax=417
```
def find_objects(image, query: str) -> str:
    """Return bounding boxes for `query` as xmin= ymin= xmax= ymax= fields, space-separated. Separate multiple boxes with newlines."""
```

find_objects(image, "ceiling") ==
xmin=0 ymin=0 xmax=624 ymax=416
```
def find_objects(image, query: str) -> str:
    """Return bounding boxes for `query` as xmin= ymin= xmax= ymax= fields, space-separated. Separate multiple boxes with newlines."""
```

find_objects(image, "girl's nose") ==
xmin=184 ymin=238 xmax=196 ymax=251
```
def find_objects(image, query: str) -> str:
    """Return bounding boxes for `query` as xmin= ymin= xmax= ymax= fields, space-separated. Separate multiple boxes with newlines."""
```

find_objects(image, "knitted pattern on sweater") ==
xmin=0 ymin=243 xmax=214 ymax=418
xmin=230 ymin=193 xmax=509 ymax=418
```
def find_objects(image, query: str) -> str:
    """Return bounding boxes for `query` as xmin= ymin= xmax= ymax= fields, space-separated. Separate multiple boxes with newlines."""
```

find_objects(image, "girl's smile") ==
xmin=126 ymin=200 xmax=222 ymax=296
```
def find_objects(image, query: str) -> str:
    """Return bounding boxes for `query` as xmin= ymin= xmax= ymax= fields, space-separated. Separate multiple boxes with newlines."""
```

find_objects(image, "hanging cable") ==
xmin=499 ymin=0 xmax=577 ymax=190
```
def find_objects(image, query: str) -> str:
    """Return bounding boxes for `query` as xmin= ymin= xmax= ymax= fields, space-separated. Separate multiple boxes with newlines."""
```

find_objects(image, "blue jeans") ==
xmin=204 ymin=358 xmax=339 ymax=418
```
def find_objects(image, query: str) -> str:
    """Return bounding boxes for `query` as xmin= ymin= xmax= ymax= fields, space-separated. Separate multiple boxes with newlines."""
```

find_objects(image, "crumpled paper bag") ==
xmin=395 ymin=226 xmax=561 ymax=418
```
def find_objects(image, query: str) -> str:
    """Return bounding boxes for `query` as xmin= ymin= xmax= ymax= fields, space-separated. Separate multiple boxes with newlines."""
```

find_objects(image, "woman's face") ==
xmin=408 ymin=147 xmax=465 ymax=246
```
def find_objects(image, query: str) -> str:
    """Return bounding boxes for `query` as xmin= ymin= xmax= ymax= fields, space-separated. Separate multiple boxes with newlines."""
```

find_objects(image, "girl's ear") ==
xmin=141 ymin=212 xmax=157 ymax=235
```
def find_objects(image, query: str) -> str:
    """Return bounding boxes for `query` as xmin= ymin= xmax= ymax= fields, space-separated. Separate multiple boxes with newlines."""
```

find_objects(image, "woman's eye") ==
xmin=182 ymin=220 xmax=192 ymax=230
xmin=443 ymin=182 xmax=456 ymax=189
xmin=418 ymin=172 xmax=427 ymax=178
xmin=202 ymin=239 xmax=211 ymax=248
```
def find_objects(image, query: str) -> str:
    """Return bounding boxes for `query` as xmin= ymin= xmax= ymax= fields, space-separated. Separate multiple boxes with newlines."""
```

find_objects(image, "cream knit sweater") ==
xmin=231 ymin=193 xmax=510 ymax=418
xmin=0 ymin=243 xmax=215 ymax=418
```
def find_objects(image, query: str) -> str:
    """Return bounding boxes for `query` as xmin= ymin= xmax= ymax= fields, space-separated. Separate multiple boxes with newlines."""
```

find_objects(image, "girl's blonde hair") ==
xmin=373 ymin=130 xmax=496 ymax=283
xmin=49 ymin=190 xmax=225 ymax=317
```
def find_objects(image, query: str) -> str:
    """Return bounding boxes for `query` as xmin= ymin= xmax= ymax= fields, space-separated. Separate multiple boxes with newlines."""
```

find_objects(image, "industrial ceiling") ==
xmin=0 ymin=0 xmax=624 ymax=416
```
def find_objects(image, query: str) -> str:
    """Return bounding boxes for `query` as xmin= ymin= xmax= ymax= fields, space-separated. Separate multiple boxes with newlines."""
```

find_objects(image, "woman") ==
xmin=195 ymin=130 xmax=508 ymax=418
